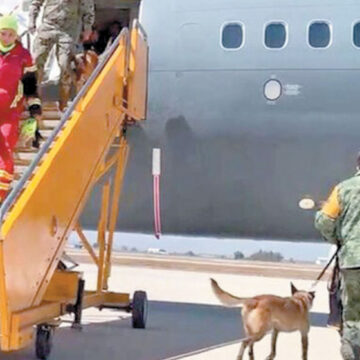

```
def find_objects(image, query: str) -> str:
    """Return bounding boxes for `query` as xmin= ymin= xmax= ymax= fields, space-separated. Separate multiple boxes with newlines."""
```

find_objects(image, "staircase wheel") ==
xmin=132 ymin=290 xmax=148 ymax=329
xmin=35 ymin=324 xmax=53 ymax=360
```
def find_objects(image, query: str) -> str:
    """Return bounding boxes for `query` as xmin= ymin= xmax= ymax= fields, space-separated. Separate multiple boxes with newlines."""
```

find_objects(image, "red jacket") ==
xmin=0 ymin=41 xmax=41 ymax=115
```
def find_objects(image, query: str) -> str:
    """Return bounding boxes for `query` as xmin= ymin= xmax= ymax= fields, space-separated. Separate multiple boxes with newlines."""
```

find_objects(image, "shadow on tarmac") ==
xmin=1 ymin=301 xmax=329 ymax=360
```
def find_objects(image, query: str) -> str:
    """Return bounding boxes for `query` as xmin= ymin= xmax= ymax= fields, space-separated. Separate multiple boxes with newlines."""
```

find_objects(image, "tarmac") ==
xmin=2 ymin=262 xmax=342 ymax=360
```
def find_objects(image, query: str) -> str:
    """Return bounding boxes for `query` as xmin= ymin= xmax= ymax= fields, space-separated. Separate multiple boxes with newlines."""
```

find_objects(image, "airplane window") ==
xmin=221 ymin=23 xmax=243 ymax=49
xmin=309 ymin=22 xmax=331 ymax=48
xmin=353 ymin=23 xmax=360 ymax=47
xmin=265 ymin=23 xmax=287 ymax=49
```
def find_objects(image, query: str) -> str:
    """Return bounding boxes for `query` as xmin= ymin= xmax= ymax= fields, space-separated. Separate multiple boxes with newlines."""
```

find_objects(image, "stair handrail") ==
xmin=132 ymin=18 xmax=147 ymax=41
xmin=0 ymin=29 xmax=130 ymax=222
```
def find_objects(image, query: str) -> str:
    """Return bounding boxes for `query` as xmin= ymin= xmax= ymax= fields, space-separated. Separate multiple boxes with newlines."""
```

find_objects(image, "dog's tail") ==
xmin=210 ymin=278 xmax=249 ymax=307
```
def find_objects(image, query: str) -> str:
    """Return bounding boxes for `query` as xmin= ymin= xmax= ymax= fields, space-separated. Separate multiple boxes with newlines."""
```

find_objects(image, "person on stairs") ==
xmin=0 ymin=14 xmax=42 ymax=203
xmin=29 ymin=0 xmax=95 ymax=112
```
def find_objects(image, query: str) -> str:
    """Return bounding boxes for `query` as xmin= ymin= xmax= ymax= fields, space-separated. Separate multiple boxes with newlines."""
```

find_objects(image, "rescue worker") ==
xmin=315 ymin=153 xmax=360 ymax=360
xmin=28 ymin=0 xmax=95 ymax=111
xmin=0 ymin=14 xmax=42 ymax=202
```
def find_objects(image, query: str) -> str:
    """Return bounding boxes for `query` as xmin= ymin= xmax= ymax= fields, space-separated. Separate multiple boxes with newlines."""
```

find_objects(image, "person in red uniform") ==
xmin=0 ymin=14 xmax=42 ymax=202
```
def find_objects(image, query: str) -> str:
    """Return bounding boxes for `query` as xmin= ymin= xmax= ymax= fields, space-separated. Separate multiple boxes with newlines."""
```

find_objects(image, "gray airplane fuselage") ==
xmin=83 ymin=0 xmax=360 ymax=241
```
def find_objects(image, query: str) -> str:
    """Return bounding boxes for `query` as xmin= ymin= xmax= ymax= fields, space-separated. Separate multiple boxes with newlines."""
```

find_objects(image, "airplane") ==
xmin=0 ymin=2 xmax=348 ymax=357
xmin=89 ymin=0 xmax=359 ymax=242
xmin=6 ymin=0 xmax=359 ymax=242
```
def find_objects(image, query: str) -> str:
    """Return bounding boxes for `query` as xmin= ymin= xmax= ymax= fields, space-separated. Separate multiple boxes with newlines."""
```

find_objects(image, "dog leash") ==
xmin=310 ymin=245 xmax=341 ymax=290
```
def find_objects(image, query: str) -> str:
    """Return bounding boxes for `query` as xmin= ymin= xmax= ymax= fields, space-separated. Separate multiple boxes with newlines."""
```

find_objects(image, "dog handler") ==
xmin=29 ymin=0 xmax=95 ymax=111
xmin=315 ymin=153 xmax=360 ymax=360
xmin=0 ymin=14 xmax=42 ymax=202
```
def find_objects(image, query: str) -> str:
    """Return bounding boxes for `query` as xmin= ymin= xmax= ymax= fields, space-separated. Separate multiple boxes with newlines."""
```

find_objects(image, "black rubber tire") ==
xmin=35 ymin=325 xmax=53 ymax=360
xmin=132 ymin=291 xmax=148 ymax=329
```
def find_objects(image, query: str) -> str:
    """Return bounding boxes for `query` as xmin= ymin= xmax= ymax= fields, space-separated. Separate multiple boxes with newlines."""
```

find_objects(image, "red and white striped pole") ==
xmin=152 ymin=148 xmax=161 ymax=239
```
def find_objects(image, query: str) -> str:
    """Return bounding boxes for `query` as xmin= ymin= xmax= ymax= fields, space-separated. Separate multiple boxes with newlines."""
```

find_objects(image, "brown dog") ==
xmin=73 ymin=49 xmax=98 ymax=93
xmin=58 ymin=50 xmax=98 ymax=111
xmin=210 ymin=278 xmax=315 ymax=360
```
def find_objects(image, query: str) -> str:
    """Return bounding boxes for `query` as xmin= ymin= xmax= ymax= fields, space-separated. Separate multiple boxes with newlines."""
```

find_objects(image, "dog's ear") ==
xmin=290 ymin=282 xmax=298 ymax=295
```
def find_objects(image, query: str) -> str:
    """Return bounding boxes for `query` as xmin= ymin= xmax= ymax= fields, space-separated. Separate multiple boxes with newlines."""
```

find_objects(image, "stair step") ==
xmin=14 ymin=151 xmax=38 ymax=161
xmin=43 ymin=101 xmax=60 ymax=108
xmin=15 ymin=164 xmax=39 ymax=175
xmin=14 ymin=158 xmax=32 ymax=167
xmin=14 ymin=146 xmax=43 ymax=153
xmin=37 ymin=129 xmax=54 ymax=139
xmin=14 ymin=150 xmax=47 ymax=166
xmin=21 ymin=112 xmax=62 ymax=121
xmin=40 ymin=120 xmax=62 ymax=129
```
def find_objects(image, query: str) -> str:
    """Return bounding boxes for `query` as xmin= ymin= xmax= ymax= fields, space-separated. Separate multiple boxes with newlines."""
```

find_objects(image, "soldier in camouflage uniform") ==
xmin=28 ymin=0 xmax=95 ymax=111
xmin=315 ymin=154 xmax=360 ymax=360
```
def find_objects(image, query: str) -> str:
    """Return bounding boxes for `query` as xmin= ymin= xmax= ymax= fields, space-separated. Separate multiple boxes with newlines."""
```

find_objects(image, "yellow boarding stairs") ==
xmin=0 ymin=20 xmax=148 ymax=359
